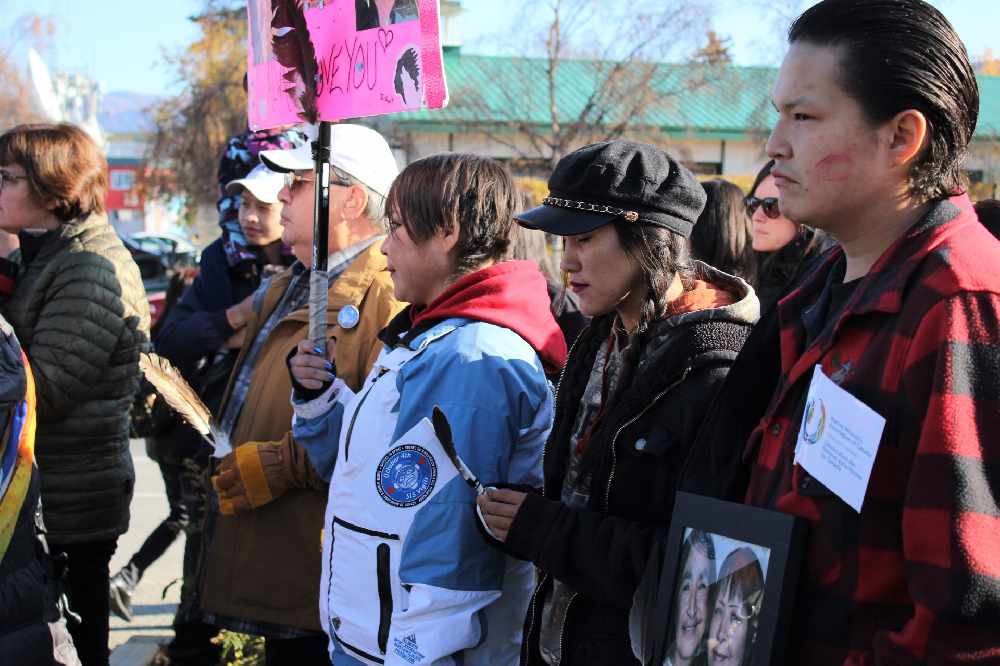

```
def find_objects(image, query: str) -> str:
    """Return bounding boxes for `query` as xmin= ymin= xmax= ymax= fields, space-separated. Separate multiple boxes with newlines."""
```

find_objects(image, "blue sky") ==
xmin=4 ymin=0 xmax=1000 ymax=95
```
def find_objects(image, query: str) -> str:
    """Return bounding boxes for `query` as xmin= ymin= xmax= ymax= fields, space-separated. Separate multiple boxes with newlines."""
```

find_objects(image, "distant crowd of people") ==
xmin=1 ymin=1 xmax=1000 ymax=666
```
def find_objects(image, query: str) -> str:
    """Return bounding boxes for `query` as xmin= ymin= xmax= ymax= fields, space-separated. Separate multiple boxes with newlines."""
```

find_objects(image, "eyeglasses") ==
xmin=0 ymin=169 xmax=28 ymax=194
xmin=282 ymin=171 xmax=353 ymax=194
xmin=283 ymin=172 xmax=314 ymax=193
xmin=744 ymin=196 xmax=780 ymax=219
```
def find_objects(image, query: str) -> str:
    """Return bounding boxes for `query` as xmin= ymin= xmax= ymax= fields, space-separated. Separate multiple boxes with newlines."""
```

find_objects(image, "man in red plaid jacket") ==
xmin=684 ymin=1 xmax=1000 ymax=664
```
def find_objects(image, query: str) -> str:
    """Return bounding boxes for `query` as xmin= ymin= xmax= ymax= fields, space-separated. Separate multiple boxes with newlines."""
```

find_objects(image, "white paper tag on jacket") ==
xmin=794 ymin=365 xmax=886 ymax=512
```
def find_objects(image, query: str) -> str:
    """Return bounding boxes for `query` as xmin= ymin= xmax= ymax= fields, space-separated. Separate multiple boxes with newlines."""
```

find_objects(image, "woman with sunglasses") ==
xmin=0 ymin=123 xmax=149 ymax=666
xmin=746 ymin=160 xmax=835 ymax=312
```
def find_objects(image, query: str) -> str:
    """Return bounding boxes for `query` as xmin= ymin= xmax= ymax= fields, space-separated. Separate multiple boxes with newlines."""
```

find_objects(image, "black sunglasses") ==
xmin=744 ymin=196 xmax=780 ymax=219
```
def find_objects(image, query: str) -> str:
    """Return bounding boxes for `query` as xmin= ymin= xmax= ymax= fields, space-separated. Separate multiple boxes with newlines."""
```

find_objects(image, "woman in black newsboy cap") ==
xmin=478 ymin=140 xmax=761 ymax=666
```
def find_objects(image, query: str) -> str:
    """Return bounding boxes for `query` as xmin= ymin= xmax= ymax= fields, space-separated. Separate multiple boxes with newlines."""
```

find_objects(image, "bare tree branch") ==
xmin=426 ymin=0 xmax=722 ymax=170
xmin=144 ymin=1 xmax=247 ymax=221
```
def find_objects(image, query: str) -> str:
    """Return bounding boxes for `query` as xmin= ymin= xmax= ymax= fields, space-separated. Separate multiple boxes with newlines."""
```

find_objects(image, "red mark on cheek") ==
xmin=814 ymin=153 xmax=854 ymax=182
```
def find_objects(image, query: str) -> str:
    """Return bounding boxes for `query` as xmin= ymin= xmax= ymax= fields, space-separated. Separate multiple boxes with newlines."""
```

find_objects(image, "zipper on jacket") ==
xmin=337 ymin=635 xmax=385 ymax=664
xmin=521 ymin=573 xmax=547 ymax=664
xmin=333 ymin=516 xmax=399 ymax=541
xmin=376 ymin=543 xmax=393 ymax=654
xmin=344 ymin=368 xmax=389 ymax=461
xmin=555 ymin=593 xmax=578 ymax=666
xmin=521 ymin=573 xmax=577 ymax=666
xmin=603 ymin=368 xmax=690 ymax=511
xmin=542 ymin=332 xmax=585 ymax=499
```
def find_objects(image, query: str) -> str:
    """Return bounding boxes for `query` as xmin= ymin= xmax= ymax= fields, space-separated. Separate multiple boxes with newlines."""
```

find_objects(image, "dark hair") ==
xmin=394 ymin=48 xmax=420 ymax=103
xmin=748 ymin=160 xmax=775 ymax=199
xmin=573 ymin=220 xmax=691 ymax=481
xmin=711 ymin=547 xmax=765 ymax=666
xmin=611 ymin=221 xmax=691 ymax=335
xmin=691 ymin=180 xmax=757 ymax=286
xmin=666 ymin=530 xmax=718 ymax=659
xmin=974 ymin=199 xmax=1000 ymax=240
xmin=509 ymin=225 xmax=560 ymax=285
xmin=788 ymin=0 xmax=979 ymax=201
xmin=387 ymin=153 xmax=518 ymax=276
xmin=0 ymin=123 xmax=108 ymax=222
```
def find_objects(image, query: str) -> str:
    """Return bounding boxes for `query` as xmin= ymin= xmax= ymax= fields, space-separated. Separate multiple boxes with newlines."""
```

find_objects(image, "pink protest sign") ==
xmin=246 ymin=0 xmax=449 ymax=130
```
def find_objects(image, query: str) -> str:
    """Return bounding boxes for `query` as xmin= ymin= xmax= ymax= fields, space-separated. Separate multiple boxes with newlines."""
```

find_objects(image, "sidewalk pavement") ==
xmin=108 ymin=439 xmax=184 ymax=665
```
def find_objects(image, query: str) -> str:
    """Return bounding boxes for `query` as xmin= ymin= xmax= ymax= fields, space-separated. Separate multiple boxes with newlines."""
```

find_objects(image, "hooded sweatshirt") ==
xmin=292 ymin=260 xmax=558 ymax=666
xmin=410 ymin=259 xmax=568 ymax=372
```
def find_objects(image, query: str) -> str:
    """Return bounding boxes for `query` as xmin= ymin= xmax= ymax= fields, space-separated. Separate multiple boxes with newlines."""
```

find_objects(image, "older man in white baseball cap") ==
xmin=199 ymin=123 xmax=404 ymax=662
xmin=259 ymin=122 xmax=398 ymax=199
xmin=257 ymin=123 xmax=399 ymax=267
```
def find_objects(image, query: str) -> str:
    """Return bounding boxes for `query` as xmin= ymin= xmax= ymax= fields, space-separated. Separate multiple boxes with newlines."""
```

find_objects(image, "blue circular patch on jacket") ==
xmin=376 ymin=445 xmax=437 ymax=508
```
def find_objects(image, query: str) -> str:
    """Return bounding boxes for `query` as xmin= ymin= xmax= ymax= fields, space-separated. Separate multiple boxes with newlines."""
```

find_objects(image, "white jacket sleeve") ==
xmin=290 ymin=378 xmax=356 ymax=482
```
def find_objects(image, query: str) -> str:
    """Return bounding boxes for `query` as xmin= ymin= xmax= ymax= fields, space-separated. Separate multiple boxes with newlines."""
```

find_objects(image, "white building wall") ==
xmin=965 ymin=140 xmax=1000 ymax=174
xmin=722 ymin=139 xmax=768 ymax=177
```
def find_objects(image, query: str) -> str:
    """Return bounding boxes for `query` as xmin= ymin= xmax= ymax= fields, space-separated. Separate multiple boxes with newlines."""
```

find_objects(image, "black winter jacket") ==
xmin=0 ymin=471 xmax=77 ymax=666
xmin=0 ymin=318 xmax=78 ymax=665
xmin=756 ymin=225 xmax=836 ymax=314
xmin=2 ymin=215 xmax=149 ymax=544
xmin=503 ymin=263 xmax=759 ymax=666
xmin=155 ymin=238 xmax=283 ymax=374
xmin=153 ymin=237 xmax=290 ymax=460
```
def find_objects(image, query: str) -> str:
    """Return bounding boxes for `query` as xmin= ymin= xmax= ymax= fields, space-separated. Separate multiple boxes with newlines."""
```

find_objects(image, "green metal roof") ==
xmin=395 ymin=52 xmax=1000 ymax=141
xmin=977 ymin=75 xmax=1000 ymax=138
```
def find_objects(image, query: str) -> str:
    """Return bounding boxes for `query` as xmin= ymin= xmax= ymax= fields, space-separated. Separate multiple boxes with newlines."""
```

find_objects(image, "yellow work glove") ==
xmin=212 ymin=441 xmax=293 ymax=515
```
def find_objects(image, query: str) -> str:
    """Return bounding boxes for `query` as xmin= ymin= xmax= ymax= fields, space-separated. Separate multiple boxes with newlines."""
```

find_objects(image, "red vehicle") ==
xmin=123 ymin=240 xmax=197 ymax=328
xmin=147 ymin=290 xmax=168 ymax=327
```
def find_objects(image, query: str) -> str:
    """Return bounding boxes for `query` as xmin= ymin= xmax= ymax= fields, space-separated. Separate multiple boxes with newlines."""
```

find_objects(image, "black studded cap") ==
xmin=516 ymin=140 xmax=707 ymax=238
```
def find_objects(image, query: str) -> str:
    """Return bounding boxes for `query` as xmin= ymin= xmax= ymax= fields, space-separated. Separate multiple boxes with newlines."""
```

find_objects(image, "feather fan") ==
xmin=271 ymin=0 xmax=320 ymax=123
xmin=138 ymin=353 xmax=231 ymax=456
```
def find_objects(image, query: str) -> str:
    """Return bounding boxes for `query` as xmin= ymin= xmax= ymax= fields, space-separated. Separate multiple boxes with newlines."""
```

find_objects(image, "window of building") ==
xmin=110 ymin=170 xmax=136 ymax=191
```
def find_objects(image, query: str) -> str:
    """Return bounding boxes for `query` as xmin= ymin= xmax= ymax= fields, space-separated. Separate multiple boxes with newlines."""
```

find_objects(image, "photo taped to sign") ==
xmin=248 ymin=0 xmax=274 ymax=65
xmin=356 ymin=0 xmax=419 ymax=31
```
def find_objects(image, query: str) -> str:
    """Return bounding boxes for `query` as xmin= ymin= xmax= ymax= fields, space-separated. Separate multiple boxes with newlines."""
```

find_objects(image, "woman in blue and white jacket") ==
xmin=289 ymin=154 xmax=567 ymax=666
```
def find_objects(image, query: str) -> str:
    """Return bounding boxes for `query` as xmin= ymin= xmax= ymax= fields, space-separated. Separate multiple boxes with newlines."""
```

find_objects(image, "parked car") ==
xmin=127 ymin=243 xmax=170 ymax=292
xmin=128 ymin=232 xmax=200 ymax=268
xmin=123 ymin=233 xmax=200 ymax=327
xmin=123 ymin=242 xmax=170 ymax=326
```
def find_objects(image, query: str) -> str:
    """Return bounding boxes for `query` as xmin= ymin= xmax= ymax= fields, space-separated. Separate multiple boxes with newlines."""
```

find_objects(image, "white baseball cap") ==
xmin=259 ymin=123 xmax=399 ymax=197
xmin=224 ymin=164 xmax=285 ymax=204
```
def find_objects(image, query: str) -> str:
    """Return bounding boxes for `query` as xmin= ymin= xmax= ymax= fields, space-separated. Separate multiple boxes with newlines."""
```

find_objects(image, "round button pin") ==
xmin=337 ymin=304 xmax=360 ymax=329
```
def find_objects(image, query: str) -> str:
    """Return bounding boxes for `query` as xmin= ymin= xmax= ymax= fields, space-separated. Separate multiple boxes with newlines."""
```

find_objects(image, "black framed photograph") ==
xmin=650 ymin=492 xmax=806 ymax=666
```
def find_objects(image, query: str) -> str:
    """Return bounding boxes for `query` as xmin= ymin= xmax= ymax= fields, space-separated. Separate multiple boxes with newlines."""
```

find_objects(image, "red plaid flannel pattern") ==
xmin=0 ymin=257 xmax=15 ymax=296
xmin=745 ymin=194 xmax=1000 ymax=664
